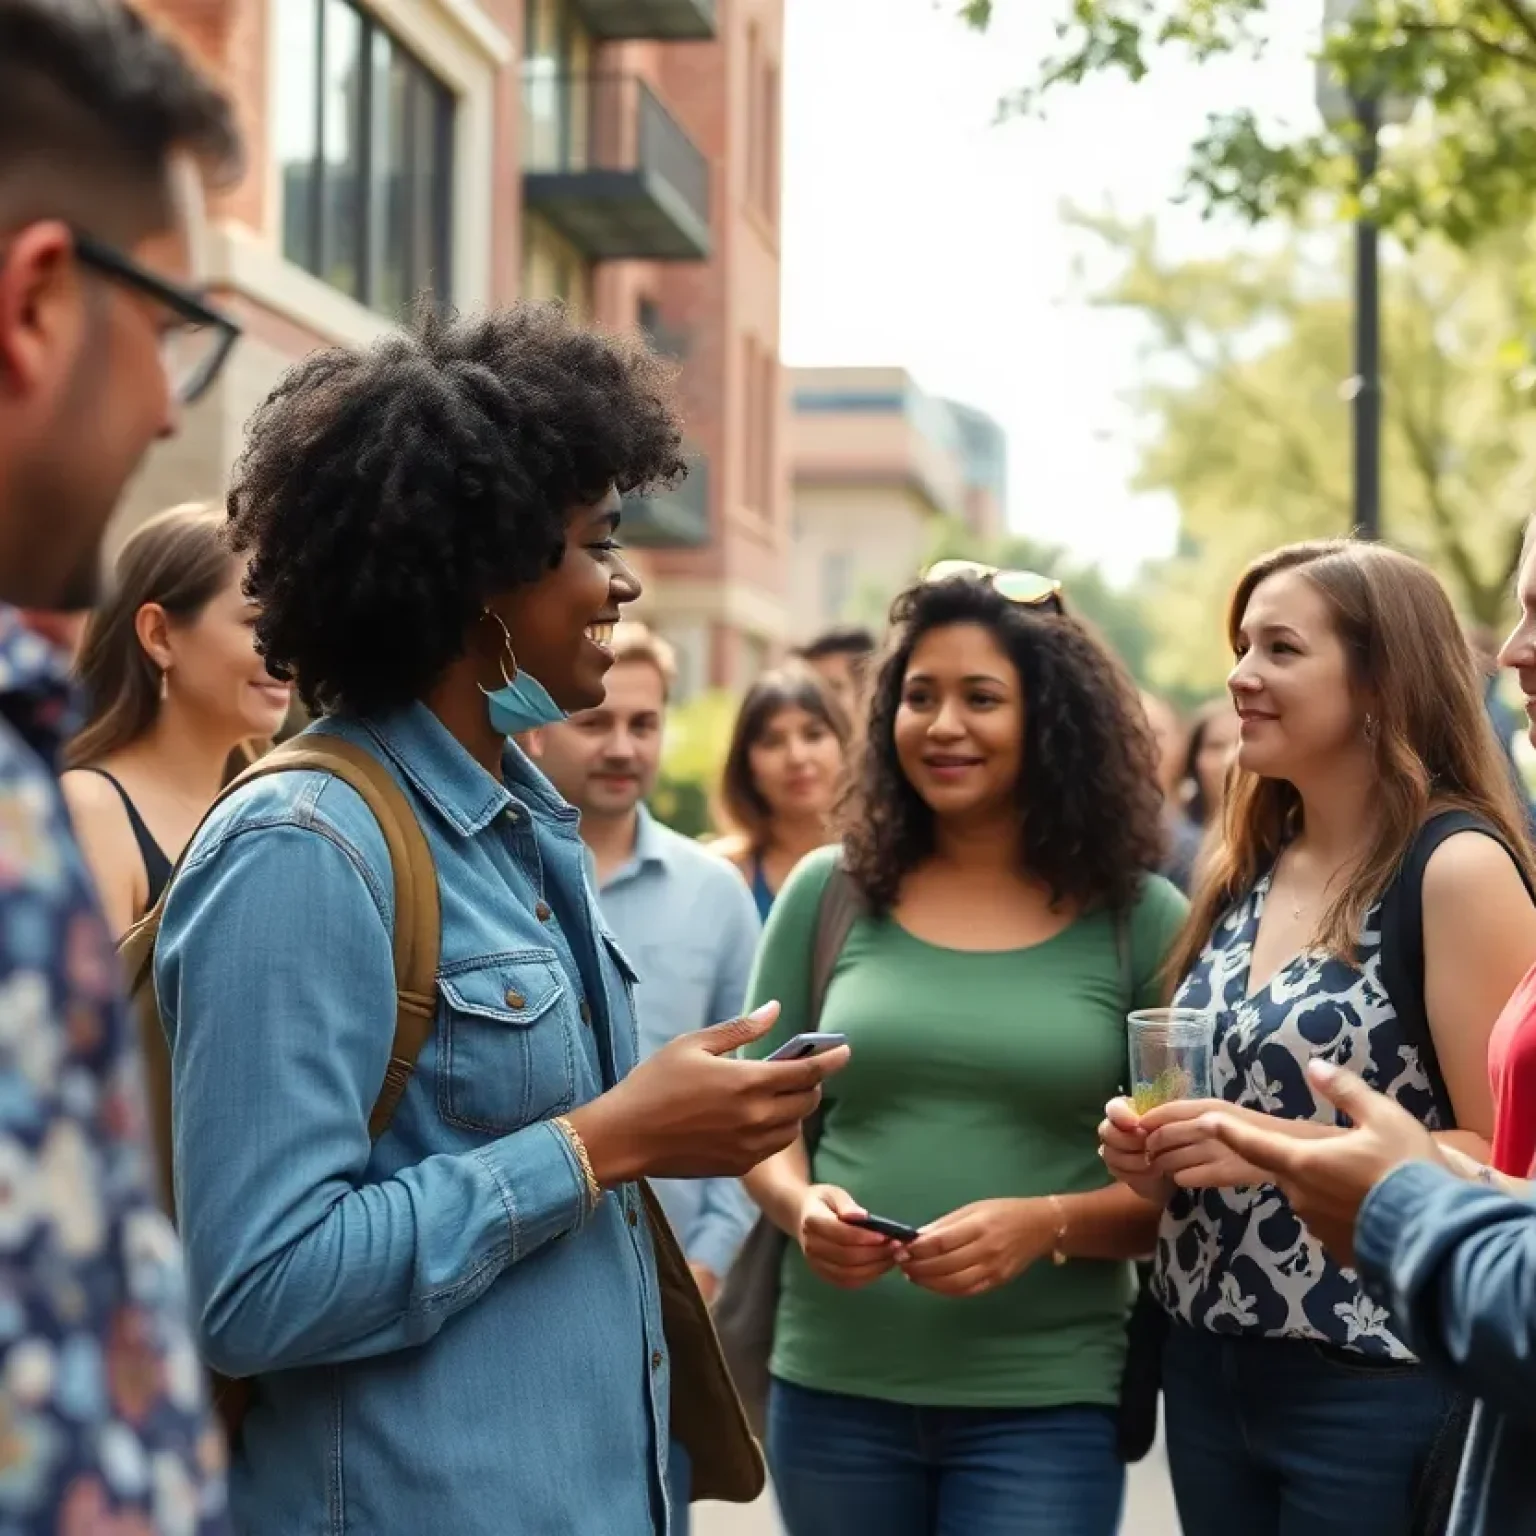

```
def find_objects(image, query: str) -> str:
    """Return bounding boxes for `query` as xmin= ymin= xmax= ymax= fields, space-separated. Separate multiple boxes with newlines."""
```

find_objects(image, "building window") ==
xmin=759 ymin=347 xmax=777 ymax=518
xmin=821 ymin=553 xmax=852 ymax=623
xmin=742 ymin=335 xmax=777 ymax=517
xmin=742 ymin=335 xmax=760 ymax=513
xmin=278 ymin=0 xmax=455 ymax=315
xmin=745 ymin=25 xmax=779 ymax=222
xmin=522 ymin=213 xmax=592 ymax=315
xmin=524 ymin=0 xmax=593 ymax=173
xmin=760 ymin=60 xmax=780 ymax=223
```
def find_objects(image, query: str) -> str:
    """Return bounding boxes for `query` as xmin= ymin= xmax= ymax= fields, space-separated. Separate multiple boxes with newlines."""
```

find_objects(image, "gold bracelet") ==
xmin=553 ymin=1116 xmax=602 ymax=1213
xmin=1046 ymin=1194 xmax=1069 ymax=1266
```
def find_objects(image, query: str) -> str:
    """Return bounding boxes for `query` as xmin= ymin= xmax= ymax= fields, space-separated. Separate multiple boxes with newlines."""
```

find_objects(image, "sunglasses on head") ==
xmin=922 ymin=559 xmax=1065 ymax=613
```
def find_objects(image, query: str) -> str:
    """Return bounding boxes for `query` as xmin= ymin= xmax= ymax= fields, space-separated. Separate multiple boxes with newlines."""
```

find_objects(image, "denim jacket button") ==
xmin=651 ymin=1350 xmax=663 ymax=1371
xmin=626 ymin=1206 xmax=638 ymax=1227
xmin=579 ymin=999 xmax=592 ymax=1025
xmin=504 ymin=989 xmax=526 ymax=1009
xmin=535 ymin=901 xmax=552 ymax=922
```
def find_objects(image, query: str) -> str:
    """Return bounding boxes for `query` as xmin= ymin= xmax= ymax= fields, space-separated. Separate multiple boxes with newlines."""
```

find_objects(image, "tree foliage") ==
xmin=961 ymin=0 xmax=1536 ymax=247
xmin=1077 ymin=212 xmax=1536 ymax=691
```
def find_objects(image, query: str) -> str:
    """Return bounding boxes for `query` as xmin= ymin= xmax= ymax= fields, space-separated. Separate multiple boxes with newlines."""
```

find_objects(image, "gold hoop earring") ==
xmin=481 ymin=610 xmax=518 ymax=692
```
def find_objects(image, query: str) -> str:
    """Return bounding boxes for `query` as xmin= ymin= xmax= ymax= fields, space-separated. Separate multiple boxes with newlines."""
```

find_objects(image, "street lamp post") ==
xmin=1317 ymin=0 xmax=1413 ymax=542
xmin=1353 ymin=92 xmax=1382 ymax=540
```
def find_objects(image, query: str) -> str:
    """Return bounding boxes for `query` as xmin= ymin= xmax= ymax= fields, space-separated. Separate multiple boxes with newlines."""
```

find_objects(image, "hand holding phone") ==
xmin=767 ymin=1031 xmax=850 ymax=1063
xmin=797 ymin=1185 xmax=902 ymax=1291
xmin=842 ymin=1212 xmax=921 ymax=1244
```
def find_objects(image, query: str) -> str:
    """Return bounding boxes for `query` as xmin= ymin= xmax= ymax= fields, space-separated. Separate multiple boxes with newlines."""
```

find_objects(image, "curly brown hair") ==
xmin=841 ymin=576 xmax=1166 ymax=915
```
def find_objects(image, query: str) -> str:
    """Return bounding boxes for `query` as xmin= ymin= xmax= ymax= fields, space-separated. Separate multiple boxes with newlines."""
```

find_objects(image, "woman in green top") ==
xmin=743 ymin=565 xmax=1188 ymax=1536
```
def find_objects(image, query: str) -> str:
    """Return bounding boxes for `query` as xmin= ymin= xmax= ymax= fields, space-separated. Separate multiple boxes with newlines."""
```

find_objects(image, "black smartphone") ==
xmin=843 ymin=1213 xmax=921 ymax=1244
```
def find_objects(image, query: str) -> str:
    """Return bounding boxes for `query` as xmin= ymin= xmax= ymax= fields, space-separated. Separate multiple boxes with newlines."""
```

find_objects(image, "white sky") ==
xmin=779 ymin=0 xmax=1322 ymax=581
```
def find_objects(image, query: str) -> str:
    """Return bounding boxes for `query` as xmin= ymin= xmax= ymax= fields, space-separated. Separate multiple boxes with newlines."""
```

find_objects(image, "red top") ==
xmin=1488 ymin=961 xmax=1536 ymax=1176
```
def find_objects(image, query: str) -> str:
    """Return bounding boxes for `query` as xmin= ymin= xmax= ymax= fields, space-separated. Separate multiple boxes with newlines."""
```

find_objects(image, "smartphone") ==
xmin=843 ymin=1213 xmax=921 ymax=1244
xmin=767 ymin=1031 xmax=849 ymax=1062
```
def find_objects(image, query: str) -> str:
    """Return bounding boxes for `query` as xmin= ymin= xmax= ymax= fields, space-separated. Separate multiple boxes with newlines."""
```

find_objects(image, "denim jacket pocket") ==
xmin=437 ymin=952 xmax=578 ymax=1134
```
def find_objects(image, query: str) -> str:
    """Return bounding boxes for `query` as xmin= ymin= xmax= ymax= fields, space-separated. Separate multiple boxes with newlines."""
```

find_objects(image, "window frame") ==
xmin=279 ymin=0 xmax=457 ymax=315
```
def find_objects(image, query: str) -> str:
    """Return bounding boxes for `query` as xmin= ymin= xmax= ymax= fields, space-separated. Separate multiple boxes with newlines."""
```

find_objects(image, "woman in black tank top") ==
xmin=60 ymin=504 xmax=294 ymax=938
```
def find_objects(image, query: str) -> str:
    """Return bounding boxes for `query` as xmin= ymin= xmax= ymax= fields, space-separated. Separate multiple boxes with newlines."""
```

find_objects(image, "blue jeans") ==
xmin=1163 ymin=1322 xmax=1452 ymax=1536
xmin=668 ymin=1438 xmax=690 ymax=1536
xmin=766 ymin=1378 xmax=1124 ymax=1536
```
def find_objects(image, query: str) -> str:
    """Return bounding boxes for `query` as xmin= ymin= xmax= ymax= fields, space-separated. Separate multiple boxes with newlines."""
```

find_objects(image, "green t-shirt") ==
xmin=746 ymin=847 xmax=1188 ymax=1410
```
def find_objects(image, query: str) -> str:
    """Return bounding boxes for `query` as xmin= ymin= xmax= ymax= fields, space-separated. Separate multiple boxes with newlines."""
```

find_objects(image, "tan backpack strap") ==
xmin=253 ymin=738 xmax=441 ymax=1139
xmin=131 ymin=733 xmax=441 ymax=1143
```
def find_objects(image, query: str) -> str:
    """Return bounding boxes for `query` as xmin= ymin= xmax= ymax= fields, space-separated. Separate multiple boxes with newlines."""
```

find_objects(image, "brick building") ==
xmin=127 ymin=0 xmax=789 ymax=698
xmin=787 ymin=365 xmax=1008 ymax=643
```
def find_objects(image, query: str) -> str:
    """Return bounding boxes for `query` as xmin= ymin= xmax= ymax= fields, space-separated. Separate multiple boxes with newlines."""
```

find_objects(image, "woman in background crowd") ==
xmin=743 ymin=567 xmax=1187 ymax=1536
xmin=1144 ymin=692 xmax=1201 ymax=892
xmin=1101 ymin=540 xmax=1536 ymax=1536
xmin=713 ymin=666 xmax=849 ymax=918
xmin=1180 ymin=698 xmax=1239 ymax=832
xmin=62 ymin=504 xmax=292 ymax=936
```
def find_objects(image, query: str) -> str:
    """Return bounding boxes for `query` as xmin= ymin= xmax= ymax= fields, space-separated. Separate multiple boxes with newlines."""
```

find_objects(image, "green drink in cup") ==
xmin=1128 ymin=1008 xmax=1213 ymax=1114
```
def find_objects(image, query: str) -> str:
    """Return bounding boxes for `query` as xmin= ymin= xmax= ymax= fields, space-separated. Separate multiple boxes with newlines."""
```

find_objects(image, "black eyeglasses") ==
xmin=71 ymin=230 xmax=241 ymax=406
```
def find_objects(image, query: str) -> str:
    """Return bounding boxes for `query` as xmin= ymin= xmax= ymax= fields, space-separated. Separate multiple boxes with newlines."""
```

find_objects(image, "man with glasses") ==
xmin=0 ymin=2 xmax=242 ymax=1530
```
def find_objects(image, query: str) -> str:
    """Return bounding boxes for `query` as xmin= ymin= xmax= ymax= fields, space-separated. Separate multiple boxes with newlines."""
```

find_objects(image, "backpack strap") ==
xmin=799 ymin=853 xmax=866 ymax=1159
xmin=128 ymin=732 xmax=441 ymax=1145
xmin=808 ymin=856 xmax=865 ymax=1027
xmin=1377 ymin=810 xmax=1535 ymax=1129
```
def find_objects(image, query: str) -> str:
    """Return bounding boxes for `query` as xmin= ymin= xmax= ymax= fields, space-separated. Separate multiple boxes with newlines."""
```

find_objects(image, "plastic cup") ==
xmin=1127 ymin=1008 xmax=1213 ymax=1114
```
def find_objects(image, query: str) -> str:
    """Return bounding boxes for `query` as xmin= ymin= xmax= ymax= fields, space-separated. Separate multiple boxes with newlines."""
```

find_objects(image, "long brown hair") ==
xmin=1168 ymin=539 xmax=1535 ymax=985
xmin=67 ymin=504 xmax=237 ymax=769
xmin=715 ymin=666 xmax=850 ymax=851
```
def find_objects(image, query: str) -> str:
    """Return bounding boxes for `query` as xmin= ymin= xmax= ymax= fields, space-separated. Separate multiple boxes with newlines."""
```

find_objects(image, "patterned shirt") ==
xmin=1154 ymin=869 xmax=1439 ymax=1358
xmin=0 ymin=609 xmax=229 ymax=1534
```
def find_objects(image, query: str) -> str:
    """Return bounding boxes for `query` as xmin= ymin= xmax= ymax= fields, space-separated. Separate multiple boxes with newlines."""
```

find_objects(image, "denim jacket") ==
xmin=155 ymin=706 xmax=671 ymax=1535
xmin=1356 ymin=1161 xmax=1536 ymax=1536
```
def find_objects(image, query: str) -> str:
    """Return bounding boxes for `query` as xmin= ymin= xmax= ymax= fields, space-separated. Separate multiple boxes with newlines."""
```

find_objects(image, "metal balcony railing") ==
xmin=522 ymin=70 xmax=711 ymax=261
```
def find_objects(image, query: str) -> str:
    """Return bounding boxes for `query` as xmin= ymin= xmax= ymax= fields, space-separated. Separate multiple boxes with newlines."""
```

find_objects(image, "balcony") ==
xmin=573 ymin=0 xmax=716 ymax=40
xmin=624 ymin=458 xmax=710 ymax=547
xmin=522 ymin=71 xmax=711 ymax=262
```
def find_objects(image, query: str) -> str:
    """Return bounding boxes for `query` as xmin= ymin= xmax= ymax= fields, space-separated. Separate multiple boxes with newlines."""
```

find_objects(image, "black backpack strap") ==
xmin=1378 ymin=810 xmax=1535 ymax=1129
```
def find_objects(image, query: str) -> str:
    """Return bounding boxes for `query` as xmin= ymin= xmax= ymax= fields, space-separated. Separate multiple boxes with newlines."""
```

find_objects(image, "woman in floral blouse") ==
xmin=1100 ymin=541 xmax=1536 ymax=1536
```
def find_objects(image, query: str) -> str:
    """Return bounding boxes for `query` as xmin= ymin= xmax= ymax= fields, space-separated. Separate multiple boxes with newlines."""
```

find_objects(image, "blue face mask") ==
xmin=480 ymin=613 xmax=569 ymax=737
xmin=484 ymin=671 xmax=568 ymax=737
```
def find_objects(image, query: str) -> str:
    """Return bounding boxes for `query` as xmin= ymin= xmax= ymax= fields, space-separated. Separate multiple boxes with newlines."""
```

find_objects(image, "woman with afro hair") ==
xmin=151 ymin=303 xmax=846 ymax=1536
xmin=741 ymin=565 xmax=1188 ymax=1536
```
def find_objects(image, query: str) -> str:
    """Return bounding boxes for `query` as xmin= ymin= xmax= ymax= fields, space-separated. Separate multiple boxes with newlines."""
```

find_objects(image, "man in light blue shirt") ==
xmin=527 ymin=623 xmax=762 ymax=1529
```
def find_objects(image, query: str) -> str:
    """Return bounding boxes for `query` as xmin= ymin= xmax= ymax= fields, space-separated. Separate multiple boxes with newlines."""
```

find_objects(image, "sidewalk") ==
xmin=696 ymin=1439 xmax=1181 ymax=1535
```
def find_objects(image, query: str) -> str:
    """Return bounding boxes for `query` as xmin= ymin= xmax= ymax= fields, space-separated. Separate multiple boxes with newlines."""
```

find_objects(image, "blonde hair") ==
xmin=609 ymin=621 xmax=678 ymax=699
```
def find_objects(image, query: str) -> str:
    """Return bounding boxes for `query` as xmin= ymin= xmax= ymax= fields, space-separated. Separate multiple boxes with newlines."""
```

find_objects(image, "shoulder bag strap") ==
xmin=1378 ymin=810 xmax=1535 ymax=1130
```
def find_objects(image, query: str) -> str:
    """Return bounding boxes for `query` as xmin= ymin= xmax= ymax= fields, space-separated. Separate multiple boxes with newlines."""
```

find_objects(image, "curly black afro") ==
xmin=226 ymin=300 xmax=686 ymax=717
xmin=841 ymin=576 xmax=1166 ymax=914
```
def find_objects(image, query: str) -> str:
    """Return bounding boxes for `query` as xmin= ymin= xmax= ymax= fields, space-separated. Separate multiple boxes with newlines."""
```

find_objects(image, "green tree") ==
xmin=1077 ymin=213 xmax=1536 ymax=691
xmin=925 ymin=517 xmax=1158 ymax=682
xmin=960 ymin=1 xmax=1536 ymax=249
xmin=652 ymin=689 xmax=738 ymax=838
